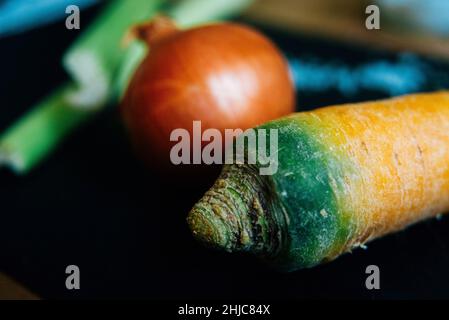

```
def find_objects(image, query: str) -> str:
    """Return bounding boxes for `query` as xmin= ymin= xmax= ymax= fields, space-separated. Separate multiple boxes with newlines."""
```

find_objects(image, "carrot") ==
xmin=187 ymin=91 xmax=449 ymax=271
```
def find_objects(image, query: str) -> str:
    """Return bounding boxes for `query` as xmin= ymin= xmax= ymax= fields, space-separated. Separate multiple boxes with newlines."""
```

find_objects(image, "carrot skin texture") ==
xmin=188 ymin=91 xmax=449 ymax=271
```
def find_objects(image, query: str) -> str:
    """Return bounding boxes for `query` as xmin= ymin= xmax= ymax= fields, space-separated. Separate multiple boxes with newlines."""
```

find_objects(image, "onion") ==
xmin=121 ymin=16 xmax=295 ymax=171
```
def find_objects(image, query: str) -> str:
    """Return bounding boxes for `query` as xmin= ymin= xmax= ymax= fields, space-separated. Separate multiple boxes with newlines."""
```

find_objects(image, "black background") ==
xmin=1 ymin=4 xmax=449 ymax=299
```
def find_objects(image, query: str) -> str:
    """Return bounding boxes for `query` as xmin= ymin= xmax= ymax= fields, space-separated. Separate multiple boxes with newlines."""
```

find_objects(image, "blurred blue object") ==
xmin=0 ymin=0 xmax=98 ymax=38
xmin=289 ymin=54 xmax=428 ymax=96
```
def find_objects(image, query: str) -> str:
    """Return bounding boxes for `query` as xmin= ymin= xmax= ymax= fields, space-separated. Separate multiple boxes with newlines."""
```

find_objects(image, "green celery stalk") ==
xmin=0 ymin=85 xmax=90 ymax=174
xmin=169 ymin=0 xmax=254 ymax=27
xmin=63 ymin=0 xmax=164 ymax=109
xmin=0 ymin=0 xmax=163 ymax=174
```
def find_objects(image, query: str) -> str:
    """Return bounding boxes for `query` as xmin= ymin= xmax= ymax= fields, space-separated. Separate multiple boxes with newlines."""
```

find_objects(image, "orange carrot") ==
xmin=188 ymin=91 xmax=449 ymax=271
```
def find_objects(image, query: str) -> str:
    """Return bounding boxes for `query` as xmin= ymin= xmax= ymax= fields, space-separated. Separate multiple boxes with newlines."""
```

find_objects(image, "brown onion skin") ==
xmin=121 ymin=17 xmax=295 ymax=173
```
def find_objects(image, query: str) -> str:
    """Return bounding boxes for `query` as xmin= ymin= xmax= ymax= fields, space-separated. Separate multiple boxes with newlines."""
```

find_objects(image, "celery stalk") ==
xmin=169 ymin=0 xmax=254 ymax=27
xmin=63 ymin=0 xmax=163 ymax=109
xmin=0 ymin=0 xmax=163 ymax=174
xmin=0 ymin=84 xmax=90 ymax=174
